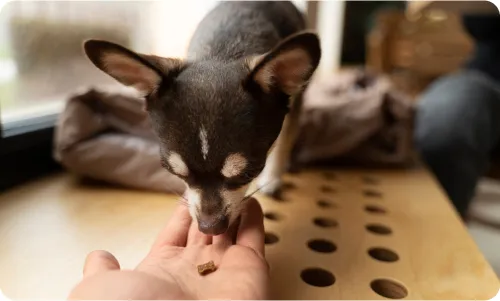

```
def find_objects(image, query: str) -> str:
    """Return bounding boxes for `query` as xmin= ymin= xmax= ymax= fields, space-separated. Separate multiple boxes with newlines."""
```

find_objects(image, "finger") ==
xmin=152 ymin=202 xmax=192 ymax=249
xmin=236 ymin=198 xmax=265 ymax=257
xmin=213 ymin=217 xmax=239 ymax=248
xmin=83 ymin=250 xmax=120 ymax=278
xmin=187 ymin=219 xmax=212 ymax=245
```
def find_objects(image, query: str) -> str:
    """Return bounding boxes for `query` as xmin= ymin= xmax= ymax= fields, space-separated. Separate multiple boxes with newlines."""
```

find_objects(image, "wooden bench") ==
xmin=0 ymin=168 xmax=498 ymax=299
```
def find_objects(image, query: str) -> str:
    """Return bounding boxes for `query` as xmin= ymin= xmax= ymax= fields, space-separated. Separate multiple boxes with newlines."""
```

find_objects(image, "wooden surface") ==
xmin=0 ymin=169 xmax=498 ymax=299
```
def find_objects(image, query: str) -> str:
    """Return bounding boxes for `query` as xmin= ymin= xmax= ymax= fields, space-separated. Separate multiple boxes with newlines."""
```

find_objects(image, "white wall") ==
xmin=147 ymin=0 xmax=219 ymax=58
xmin=316 ymin=0 xmax=346 ymax=75
xmin=147 ymin=0 xmax=308 ymax=58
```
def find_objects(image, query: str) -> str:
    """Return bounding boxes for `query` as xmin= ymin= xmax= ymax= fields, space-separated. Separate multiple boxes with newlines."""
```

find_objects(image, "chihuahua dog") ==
xmin=83 ymin=1 xmax=321 ymax=235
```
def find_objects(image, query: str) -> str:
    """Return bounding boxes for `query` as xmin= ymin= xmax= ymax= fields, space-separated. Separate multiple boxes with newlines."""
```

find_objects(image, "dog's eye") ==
xmin=160 ymin=159 xmax=172 ymax=172
xmin=225 ymin=178 xmax=251 ymax=190
xmin=225 ymin=182 xmax=241 ymax=190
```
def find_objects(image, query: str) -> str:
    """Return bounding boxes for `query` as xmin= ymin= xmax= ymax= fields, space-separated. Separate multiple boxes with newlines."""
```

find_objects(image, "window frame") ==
xmin=0 ymin=113 xmax=61 ymax=191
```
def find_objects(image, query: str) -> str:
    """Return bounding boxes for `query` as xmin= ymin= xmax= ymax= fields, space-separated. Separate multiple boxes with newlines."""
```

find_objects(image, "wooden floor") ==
xmin=0 ymin=169 xmax=498 ymax=299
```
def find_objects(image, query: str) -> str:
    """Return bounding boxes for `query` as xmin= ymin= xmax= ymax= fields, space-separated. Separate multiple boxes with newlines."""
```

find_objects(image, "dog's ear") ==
xmin=83 ymin=40 xmax=184 ymax=97
xmin=246 ymin=32 xmax=321 ymax=96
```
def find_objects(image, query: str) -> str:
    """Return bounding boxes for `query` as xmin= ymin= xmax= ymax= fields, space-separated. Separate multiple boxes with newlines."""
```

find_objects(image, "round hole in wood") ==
xmin=264 ymin=232 xmax=279 ymax=244
xmin=368 ymin=247 xmax=399 ymax=262
xmin=370 ymin=279 xmax=408 ymax=299
xmin=320 ymin=185 xmax=335 ymax=193
xmin=365 ymin=204 xmax=387 ymax=214
xmin=313 ymin=217 xmax=338 ymax=228
xmin=366 ymin=223 xmax=392 ymax=235
xmin=317 ymin=199 xmax=336 ymax=208
xmin=264 ymin=211 xmax=282 ymax=221
xmin=308 ymin=239 xmax=337 ymax=253
xmin=364 ymin=189 xmax=383 ymax=198
xmin=269 ymin=189 xmax=286 ymax=202
xmin=323 ymin=171 xmax=337 ymax=180
xmin=300 ymin=268 xmax=336 ymax=287
xmin=282 ymin=181 xmax=296 ymax=190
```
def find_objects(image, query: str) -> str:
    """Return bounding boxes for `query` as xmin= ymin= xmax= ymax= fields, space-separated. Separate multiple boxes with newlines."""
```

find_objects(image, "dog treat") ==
xmin=197 ymin=260 xmax=216 ymax=275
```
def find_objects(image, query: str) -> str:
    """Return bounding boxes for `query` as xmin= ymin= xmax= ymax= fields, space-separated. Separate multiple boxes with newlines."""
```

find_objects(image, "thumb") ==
xmin=83 ymin=250 xmax=121 ymax=278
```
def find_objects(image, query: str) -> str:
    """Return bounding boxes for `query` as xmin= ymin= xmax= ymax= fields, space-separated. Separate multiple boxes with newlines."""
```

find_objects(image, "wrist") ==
xmin=68 ymin=270 xmax=180 ymax=300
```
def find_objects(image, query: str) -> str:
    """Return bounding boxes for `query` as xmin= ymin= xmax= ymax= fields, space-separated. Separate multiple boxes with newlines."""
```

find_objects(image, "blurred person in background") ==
xmin=413 ymin=1 xmax=500 ymax=218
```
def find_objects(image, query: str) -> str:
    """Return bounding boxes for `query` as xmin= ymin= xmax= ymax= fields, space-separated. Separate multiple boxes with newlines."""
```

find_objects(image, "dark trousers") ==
xmin=414 ymin=70 xmax=500 ymax=217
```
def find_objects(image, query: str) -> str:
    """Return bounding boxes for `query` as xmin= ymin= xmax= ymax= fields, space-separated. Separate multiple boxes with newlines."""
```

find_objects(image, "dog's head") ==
xmin=84 ymin=32 xmax=320 ymax=235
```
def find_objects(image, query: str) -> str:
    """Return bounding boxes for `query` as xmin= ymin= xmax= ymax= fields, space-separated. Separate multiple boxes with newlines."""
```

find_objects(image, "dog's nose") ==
xmin=198 ymin=213 xmax=229 ymax=235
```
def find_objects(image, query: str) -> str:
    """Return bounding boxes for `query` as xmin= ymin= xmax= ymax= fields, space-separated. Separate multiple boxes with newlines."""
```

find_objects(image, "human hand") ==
xmin=68 ymin=197 xmax=269 ymax=300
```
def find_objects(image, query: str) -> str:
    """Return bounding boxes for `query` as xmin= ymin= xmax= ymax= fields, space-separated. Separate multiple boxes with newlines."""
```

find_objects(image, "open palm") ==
xmin=69 ymin=198 xmax=269 ymax=300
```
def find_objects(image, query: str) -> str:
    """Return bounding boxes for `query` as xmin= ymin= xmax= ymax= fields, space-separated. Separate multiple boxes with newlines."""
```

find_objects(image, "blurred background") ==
xmin=0 ymin=1 xmax=219 ymax=125
xmin=1 ymin=0 xmax=500 ymax=289
xmin=0 ymin=0 xmax=488 ymax=129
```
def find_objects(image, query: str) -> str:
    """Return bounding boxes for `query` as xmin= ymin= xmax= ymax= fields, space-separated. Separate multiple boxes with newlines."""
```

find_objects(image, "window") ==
xmin=0 ymin=0 xmax=223 ymax=136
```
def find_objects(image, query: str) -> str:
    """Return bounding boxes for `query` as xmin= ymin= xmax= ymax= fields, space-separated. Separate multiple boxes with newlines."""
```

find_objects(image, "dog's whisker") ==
xmin=172 ymin=191 xmax=189 ymax=202
xmin=177 ymin=196 xmax=189 ymax=203
xmin=241 ymin=178 xmax=278 ymax=202
xmin=176 ymin=196 xmax=189 ymax=205
xmin=177 ymin=200 xmax=189 ymax=207
xmin=171 ymin=191 xmax=190 ymax=208
xmin=228 ymin=180 xmax=277 ymax=224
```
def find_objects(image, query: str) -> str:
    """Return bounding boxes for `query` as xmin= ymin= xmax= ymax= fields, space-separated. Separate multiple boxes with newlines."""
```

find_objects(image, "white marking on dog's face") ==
xmin=167 ymin=152 xmax=189 ymax=177
xmin=221 ymin=153 xmax=248 ymax=178
xmin=221 ymin=184 xmax=250 ymax=225
xmin=199 ymin=126 xmax=209 ymax=160
xmin=185 ymin=187 xmax=202 ymax=219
